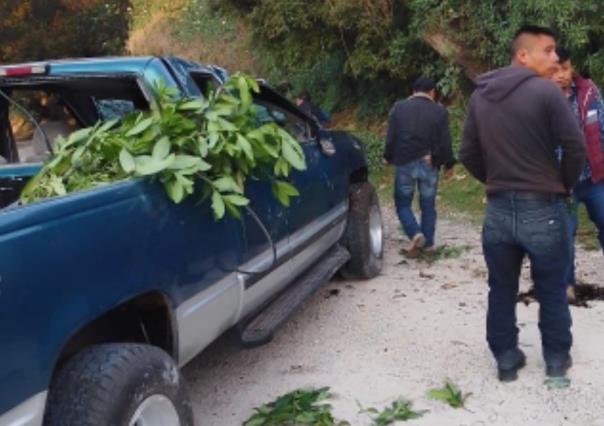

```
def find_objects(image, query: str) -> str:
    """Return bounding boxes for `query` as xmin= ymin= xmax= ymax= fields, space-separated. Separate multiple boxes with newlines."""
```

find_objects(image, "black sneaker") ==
xmin=546 ymin=355 xmax=572 ymax=378
xmin=497 ymin=348 xmax=526 ymax=382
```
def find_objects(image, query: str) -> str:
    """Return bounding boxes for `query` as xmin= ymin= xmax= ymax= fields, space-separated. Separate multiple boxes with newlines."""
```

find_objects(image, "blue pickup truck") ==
xmin=0 ymin=57 xmax=383 ymax=425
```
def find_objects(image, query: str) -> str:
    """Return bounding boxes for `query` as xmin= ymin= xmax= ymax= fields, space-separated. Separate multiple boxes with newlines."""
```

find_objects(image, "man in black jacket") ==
xmin=384 ymin=76 xmax=455 ymax=254
xmin=459 ymin=25 xmax=585 ymax=382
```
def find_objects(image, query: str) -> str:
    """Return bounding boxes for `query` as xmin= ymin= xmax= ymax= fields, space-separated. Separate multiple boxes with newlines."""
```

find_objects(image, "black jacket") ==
xmin=459 ymin=66 xmax=585 ymax=194
xmin=383 ymin=94 xmax=455 ymax=169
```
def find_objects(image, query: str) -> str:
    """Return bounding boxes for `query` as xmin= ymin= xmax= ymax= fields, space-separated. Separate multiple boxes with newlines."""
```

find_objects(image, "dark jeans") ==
xmin=482 ymin=192 xmax=572 ymax=364
xmin=394 ymin=159 xmax=438 ymax=246
xmin=565 ymin=179 xmax=604 ymax=285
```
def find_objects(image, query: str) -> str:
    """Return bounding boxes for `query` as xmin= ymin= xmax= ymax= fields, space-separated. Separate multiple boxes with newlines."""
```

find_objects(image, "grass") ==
xmin=127 ymin=0 xmax=258 ymax=74
xmin=437 ymin=165 xmax=485 ymax=224
xmin=576 ymin=205 xmax=600 ymax=250
xmin=411 ymin=244 xmax=471 ymax=263
xmin=372 ymin=163 xmax=600 ymax=251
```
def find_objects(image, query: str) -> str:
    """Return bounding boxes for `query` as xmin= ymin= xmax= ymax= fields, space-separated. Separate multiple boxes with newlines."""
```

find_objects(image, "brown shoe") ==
xmin=567 ymin=285 xmax=576 ymax=304
xmin=406 ymin=233 xmax=426 ymax=257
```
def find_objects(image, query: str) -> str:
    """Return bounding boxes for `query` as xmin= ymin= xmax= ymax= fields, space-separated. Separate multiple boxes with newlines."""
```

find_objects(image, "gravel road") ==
xmin=183 ymin=205 xmax=604 ymax=426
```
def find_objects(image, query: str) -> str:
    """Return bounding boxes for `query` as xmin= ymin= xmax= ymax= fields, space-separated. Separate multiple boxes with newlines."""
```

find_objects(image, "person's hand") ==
xmin=382 ymin=158 xmax=389 ymax=166
xmin=422 ymin=154 xmax=432 ymax=167
xmin=443 ymin=167 xmax=455 ymax=181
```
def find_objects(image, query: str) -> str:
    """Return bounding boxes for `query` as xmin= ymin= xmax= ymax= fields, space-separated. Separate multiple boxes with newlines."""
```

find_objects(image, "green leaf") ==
xmin=224 ymin=200 xmax=241 ymax=219
xmin=427 ymin=389 xmax=451 ymax=401
xmin=19 ymin=171 xmax=46 ymax=202
xmin=223 ymin=194 xmax=249 ymax=206
xmin=49 ymin=175 xmax=66 ymax=196
xmin=134 ymin=154 xmax=175 ymax=176
xmin=275 ymin=180 xmax=299 ymax=196
xmin=152 ymin=137 xmax=171 ymax=159
xmin=175 ymin=173 xmax=194 ymax=194
xmin=98 ymin=119 xmax=118 ymax=133
xmin=169 ymin=155 xmax=205 ymax=170
xmin=281 ymin=138 xmax=306 ymax=171
xmin=237 ymin=75 xmax=252 ymax=109
xmin=64 ymin=127 xmax=92 ymax=147
xmin=125 ymin=117 xmax=154 ymax=137
xmin=272 ymin=180 xmax=299 ymax=207
xmin=213 ymin=176 xmax=243 ymax=194
xmin=243 ymin=417 xmax=265 ymax=426
xmin=119 ymin=149 xmax=136 ymax=173
xmin=71 ymin=146 xmax=86 ymax=164
xmin=219 ymin=117 xmax=238 ymax=131
xmin=178 ymin=99 xmax=207 ymax=111
xmin=164 ymin=178 xmax=185 ymax=203
xmin=208 ymin=132 xmax=219 ymax=148
xmin=211 ymin=191 xmax=225 ymax=219
xmin=198 ymin=136 xmax=209 ymax=157
xmin=237 ymin=134 xmax=254 ymax=161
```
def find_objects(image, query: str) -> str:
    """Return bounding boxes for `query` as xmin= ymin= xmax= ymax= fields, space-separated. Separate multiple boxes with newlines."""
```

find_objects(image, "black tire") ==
xmin=44 ymin=343 xmax=194 ymax=426
xmin=340 ymin=182 xmax=383 ymax=279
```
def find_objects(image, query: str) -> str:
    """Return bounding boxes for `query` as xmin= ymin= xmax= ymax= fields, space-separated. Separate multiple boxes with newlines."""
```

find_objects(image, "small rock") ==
xmin=441 ymin=282 xmax=458 ymax=290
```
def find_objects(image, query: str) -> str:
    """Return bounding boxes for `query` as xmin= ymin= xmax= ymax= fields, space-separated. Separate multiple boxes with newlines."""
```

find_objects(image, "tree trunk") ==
xmin=423 ymin=29 xmax=488 ymax=82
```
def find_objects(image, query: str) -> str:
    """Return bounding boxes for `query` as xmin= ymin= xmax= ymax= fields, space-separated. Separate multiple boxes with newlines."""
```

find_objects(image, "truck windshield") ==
xmin=0 ymin=75 xmax=149 ymax=164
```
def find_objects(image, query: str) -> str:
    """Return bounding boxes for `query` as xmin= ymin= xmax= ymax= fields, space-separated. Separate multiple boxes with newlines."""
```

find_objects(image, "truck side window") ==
xmin=94 ymin=99 xmax=136 ymax=121
xmin=190 ymin=72 xmax=219 ymax=98
xmin=253 ymin=102 xmax=311 ymax=143
xmin=9 ymin=91 xmax=78 ymax=163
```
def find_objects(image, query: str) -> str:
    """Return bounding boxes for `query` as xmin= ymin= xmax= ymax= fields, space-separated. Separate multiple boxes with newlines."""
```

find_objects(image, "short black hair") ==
xmin=556 ymin=46 xmax=571 ymax=63
xmin=412 ymin=76 xmax=436 ymax=93
xmin=510 ymin=25 xmax=557 ymax=58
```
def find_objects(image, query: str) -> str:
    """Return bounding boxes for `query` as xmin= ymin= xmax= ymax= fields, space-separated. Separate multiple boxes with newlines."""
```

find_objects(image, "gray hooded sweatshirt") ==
xmin=459 ymin=65 xmax=585 ymax=194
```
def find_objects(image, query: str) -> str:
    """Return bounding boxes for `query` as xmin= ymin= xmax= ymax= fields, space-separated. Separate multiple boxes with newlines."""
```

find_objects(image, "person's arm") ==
xmin=383 ymin=104 xmax=398 ymax=163
xmin=549 ymin=86 xmax=586 ymax=191
xmin=437 ymin=108 xmax=456 ymax=170
xmin=592 ymin=84 xmax=604 ymax=154
xmin=459 ymin=97 xmax=486 ymax=183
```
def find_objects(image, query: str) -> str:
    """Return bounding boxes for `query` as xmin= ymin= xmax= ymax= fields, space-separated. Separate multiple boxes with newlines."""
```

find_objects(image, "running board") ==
xmin=240 ymin=244 xmax=350 ymax=347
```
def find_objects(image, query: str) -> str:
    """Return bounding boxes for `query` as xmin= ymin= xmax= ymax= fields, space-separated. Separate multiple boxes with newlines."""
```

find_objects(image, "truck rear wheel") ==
xmin=44 ymin=343 xmax=193 ymax=426
xmin=340 ymin=182 xmax=383 ymax=279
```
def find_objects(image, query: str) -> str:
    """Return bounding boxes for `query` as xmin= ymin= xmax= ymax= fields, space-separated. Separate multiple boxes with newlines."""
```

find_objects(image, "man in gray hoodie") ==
xmin=460 ymin=25 xmax=585 ymax=382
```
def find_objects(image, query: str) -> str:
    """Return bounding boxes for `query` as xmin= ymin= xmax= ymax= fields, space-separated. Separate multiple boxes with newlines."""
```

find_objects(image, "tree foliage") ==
xmin=414 ymin=0 xmax=604 ymax=83
xmin=213 ymin=0 xmax=604 ymax=118
xmin=4 ymin=0 xmax=604 ymax=118
xmin=0 ymin=0 xmax=130 ymax=63
xmin=217 ymin=0 xmax=448 ymax=119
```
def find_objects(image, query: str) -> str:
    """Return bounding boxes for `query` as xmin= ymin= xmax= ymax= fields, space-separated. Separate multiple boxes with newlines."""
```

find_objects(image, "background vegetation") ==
xmin=1 ymin=0 xmax=602 ymax=245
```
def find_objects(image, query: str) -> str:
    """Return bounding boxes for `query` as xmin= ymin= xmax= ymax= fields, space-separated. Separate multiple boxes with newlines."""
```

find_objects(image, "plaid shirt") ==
xmin=569 ymin=81 xmax=604 ymax=182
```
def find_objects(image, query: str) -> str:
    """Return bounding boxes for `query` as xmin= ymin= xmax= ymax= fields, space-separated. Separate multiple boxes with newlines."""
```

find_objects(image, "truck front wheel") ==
xmin=44 ymin=343 xmax=193 ymax=426
xmin=340 ymin=182 xmax=383 ymax=279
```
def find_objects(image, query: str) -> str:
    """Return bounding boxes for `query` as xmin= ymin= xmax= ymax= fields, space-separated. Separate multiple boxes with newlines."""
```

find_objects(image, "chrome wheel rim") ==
xmin=129 ymin=395 xmax=180 ymax=426
xmin=369 ymin=205 xmax=383 ymax=257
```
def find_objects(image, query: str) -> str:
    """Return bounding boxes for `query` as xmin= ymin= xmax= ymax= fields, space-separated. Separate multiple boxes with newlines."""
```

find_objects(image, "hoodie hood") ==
xmin=476 ymin=66 xmax=538 ymax=102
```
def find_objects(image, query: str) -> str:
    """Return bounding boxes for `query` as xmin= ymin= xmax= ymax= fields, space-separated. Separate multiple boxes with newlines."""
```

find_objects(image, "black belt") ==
xmin=487 ymin=190 xmax=563 ymax=202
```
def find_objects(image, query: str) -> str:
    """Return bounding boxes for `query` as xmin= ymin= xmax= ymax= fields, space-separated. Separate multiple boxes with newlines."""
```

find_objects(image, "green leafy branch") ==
xmin=358 ymin=399 xmax=428 ymax=425
xmin=20 ymin=73 xmax=306 ymax=220
xmin=243 ymin=387 xmax=349 ymax=426
xmin=427 ymin=381 xmax=471 ymax=409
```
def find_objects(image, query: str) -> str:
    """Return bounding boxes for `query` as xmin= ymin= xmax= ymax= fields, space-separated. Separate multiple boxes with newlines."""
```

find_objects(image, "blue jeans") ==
xmin=394 ymin=159 xmax=438 ymax=246
xmin=482 ymin=193 xmax=572 ymax=364
xmin=565 ymin=180 xmax=604 ymax=285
